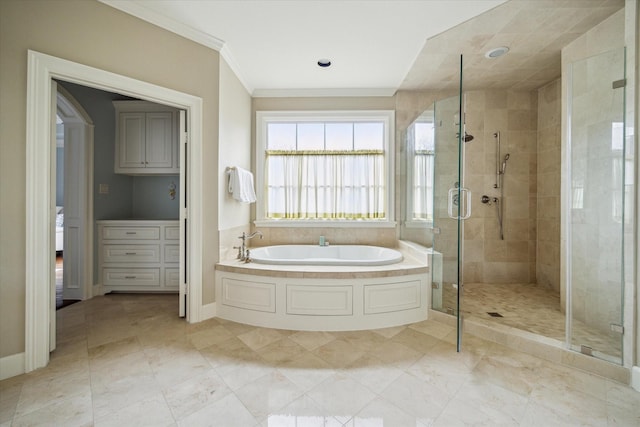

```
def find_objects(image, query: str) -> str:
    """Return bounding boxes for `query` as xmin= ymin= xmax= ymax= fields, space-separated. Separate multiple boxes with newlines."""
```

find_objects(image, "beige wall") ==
xmin=536 ymin=79 xmax=561 ymax=292
xmin=0 ymin=0 xmax=221 ymax=358
xmin=250 ymin=96 xmax=399 ymax=248
xmin=218 ymin=58 xmax=252 ymax=267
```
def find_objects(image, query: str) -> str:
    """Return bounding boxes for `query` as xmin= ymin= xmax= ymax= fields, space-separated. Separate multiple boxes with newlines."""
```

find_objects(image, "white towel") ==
xmin=228 ymin=166 xmax=257 ymax=203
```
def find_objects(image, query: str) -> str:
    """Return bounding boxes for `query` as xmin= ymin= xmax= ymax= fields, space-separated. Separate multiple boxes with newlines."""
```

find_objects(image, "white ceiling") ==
xmin=101 ymin=0 xmax=507 ymax=96
xmin=102 ymin=0 xmax=624 ymax=97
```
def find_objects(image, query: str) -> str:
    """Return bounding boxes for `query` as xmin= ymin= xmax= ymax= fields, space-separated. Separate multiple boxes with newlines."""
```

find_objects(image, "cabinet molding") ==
xmin=98 ymin=220 xmax=179 ymax=293
xmin=113 ymin=101 xmax=179 ymax=175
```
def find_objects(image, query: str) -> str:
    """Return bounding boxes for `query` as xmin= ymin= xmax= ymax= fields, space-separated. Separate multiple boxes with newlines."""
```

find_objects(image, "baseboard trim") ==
xmin=93 ymin=284 xmax=104 ymax=296
xmin=0 ymin=352 xmax=25 ymax=380
xmin=631 ymin=366 xmax=640 ymax=391
xmin=201 ymin=302 xmax=216 ymax=321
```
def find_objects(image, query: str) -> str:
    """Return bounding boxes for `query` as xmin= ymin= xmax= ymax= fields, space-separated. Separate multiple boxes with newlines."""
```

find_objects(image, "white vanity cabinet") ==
xmin=98 ymin=220 xmax=179 ymax=293
xmin=113 ymin=101 xmax=179 ymax=175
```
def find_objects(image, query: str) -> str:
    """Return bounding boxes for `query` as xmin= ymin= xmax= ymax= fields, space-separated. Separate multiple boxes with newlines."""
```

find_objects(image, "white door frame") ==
xmin=56 ymin=84 xmax=95 ymax=304
xmin=25 ymin=50 xmax=203 ymax=372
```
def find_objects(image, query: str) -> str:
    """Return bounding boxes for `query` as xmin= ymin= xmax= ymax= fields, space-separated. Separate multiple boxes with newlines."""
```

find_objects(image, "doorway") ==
xmin=25 ymin=50 xmax=204 ymax=373
xmin=54 ymin=84 xmax=94 ymax=311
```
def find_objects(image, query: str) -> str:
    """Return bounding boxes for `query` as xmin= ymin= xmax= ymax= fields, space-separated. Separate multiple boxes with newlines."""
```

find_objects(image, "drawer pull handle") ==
xmin=125 ymin=252 xmax=137 ymax=255
xmin=125 ymin=232 xmax=137 ymax=235
xmin=124 ymin=276 xmax=137 ymax=279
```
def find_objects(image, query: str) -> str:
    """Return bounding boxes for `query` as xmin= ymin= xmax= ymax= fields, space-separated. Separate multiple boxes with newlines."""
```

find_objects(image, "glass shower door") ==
xmin=568 ymin=47 xmax=626 ymax=364
xmin=431 ymin=56 xmax=467 ymax=350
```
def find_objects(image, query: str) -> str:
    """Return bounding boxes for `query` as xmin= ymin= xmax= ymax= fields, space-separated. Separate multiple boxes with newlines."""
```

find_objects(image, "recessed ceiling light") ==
xmin=317 ymin=59 xmax=332 ymax=68
xmin=484 ymin=46 xmax=509 ymax=59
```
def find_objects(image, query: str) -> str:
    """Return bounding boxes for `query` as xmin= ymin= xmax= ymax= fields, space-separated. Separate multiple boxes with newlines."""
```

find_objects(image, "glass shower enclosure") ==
xmin=431 ymin=56 xmax=467 ymax=351
xmin=402 ymin=56 xmax=466 ymax=350
xmin=567 ymin=47 xmax=627 ymax=364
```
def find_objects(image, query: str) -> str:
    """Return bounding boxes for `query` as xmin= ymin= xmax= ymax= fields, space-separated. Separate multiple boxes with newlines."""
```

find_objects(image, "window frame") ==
xmin=405 ymin=113 xmax=435 ymax=229
xmin=255 ymin=110 xmax=396 ymax=228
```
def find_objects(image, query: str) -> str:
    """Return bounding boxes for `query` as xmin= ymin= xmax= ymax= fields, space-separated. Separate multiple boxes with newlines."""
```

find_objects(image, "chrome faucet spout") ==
xmin=246 ymin=231 xmax=263 ymax=240
xmin=237 ymin=231 xmax=263 ymax=262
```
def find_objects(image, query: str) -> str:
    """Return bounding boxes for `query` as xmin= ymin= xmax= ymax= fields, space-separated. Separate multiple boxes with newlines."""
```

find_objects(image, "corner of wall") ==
xmin=0 ymin=352 xmax=25 ymax=381
xmin=631 ymin=366 xmax=640 ymax=391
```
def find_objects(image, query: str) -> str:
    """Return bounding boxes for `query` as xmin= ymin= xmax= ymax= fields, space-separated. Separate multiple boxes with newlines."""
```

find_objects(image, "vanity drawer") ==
xmin=102 ymin=226 xmax=160 ymax=240
xmin=165 ymin=226 xmax=180 ymax=240
xmin=103 ymin=268 xmax=160 ymax=286
xmin=103 ymin=245 xmax=160 ymax=263
xmin=164 ymin=245 xmax=180 ymax=263
xmin=165 ymin=268 xmax=180 ymax=287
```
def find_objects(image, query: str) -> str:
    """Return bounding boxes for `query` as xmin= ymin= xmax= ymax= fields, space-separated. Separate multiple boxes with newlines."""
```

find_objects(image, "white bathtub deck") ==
xmin=213 ymin=242 xmax=431 ymax=331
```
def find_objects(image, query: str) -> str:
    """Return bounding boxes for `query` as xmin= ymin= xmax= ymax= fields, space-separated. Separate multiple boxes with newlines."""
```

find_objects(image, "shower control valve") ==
xmin=481 ymin=195 xmax=498 ymax=205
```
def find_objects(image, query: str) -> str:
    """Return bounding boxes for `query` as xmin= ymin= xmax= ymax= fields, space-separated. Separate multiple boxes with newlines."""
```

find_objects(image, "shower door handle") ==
xmin=447 ymin=187 xmax=458 ymax=219
xmin=460 ymin=187 xmax=472 ymax=219
xmin=448 ymin=187 xmax=472 ymax=220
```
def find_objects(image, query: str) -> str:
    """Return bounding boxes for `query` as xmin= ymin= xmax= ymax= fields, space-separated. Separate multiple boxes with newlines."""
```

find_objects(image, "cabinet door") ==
xmin=117 ymin=112 xmax=146 ymax=170
xmin=145 ymin=112 xmax=174 ymax=169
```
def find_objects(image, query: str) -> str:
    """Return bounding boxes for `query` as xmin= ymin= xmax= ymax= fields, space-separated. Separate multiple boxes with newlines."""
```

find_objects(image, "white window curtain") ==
xmin=412 ymin=150 xmax=434 ymax=220
xmin=266 ymin=151 xmax=385 ymax=219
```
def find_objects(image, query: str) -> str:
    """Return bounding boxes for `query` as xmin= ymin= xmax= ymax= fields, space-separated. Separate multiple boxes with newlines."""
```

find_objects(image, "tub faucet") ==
xmin=246 ymin=231 xmax=264 ymax=240
xmin=236 ymin=231 xmax=263 ymax=261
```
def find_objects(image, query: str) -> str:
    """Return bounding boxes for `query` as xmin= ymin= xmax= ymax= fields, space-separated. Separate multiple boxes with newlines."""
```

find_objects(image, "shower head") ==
xmin=504 ymin=153 xmax=510 ymax=161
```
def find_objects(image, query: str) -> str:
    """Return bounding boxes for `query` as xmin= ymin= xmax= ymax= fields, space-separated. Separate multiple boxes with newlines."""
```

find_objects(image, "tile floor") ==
xmin=1 ymin=293 xmax=639 ymax=426
xmin=442 ymin=282 xmax=622 ymax=361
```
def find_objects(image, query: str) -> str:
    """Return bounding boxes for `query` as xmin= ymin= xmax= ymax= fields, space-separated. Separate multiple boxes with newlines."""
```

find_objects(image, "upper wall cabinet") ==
xmin=113 ymin=101 xmax=179 ymax=175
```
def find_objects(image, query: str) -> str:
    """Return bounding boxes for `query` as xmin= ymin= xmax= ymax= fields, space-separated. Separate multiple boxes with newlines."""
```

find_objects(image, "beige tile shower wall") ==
xmin=536 ymin=79 xmax=561 ymax=293
xmin=463 ymin=90 xmax=538 ymax=284
xmin=247 ymin=227 xmax=397 ymax=249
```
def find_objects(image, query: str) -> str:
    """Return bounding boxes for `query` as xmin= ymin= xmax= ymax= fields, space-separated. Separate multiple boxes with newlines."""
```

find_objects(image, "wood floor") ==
xmin=56 ymin=253 xmax=79 ymax=310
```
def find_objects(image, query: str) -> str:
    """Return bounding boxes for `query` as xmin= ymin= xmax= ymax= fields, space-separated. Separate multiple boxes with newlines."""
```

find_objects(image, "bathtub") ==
xmin=249 ymin=244 xmax=403 ymax=266
xmin=214 ymin=241 xmax=431 ymax=331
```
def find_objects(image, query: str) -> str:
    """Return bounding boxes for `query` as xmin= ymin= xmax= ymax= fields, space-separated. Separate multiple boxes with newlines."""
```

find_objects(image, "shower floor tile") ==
xmin=442 ymin=282 xmax=622 ymax=361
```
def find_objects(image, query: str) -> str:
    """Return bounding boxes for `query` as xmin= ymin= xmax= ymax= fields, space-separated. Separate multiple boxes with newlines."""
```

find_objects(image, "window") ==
xmin=406 ymin=113 xmax=434 ymax=225
xmin=256 ymin=111 xmax=395 ymax=226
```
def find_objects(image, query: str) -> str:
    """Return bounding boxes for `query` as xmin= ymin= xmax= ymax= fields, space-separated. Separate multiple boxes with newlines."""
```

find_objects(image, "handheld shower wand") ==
xmin=501 ymin=153 xmax=510 ymax=174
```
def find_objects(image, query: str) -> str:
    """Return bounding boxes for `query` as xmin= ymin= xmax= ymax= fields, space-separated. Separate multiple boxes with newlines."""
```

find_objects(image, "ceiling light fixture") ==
xmin=484 ymin=46 xmax=509 ymax=59
xmin=317 ymin=59 xmax=332 ymax=68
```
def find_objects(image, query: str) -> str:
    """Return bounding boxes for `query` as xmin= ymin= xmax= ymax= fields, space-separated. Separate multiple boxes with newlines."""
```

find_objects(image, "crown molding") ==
xmin=99 ymin=1 xmax=398 ymax=98
xmin=99 ymin=0 xmax=225 ymax=51
xmin=251 ymin=87 xmax=397 ymax=98
xmin=99 ymin=1 xmax=254 ymax=94
xmin=219 ymin=45 xmax=253 ymax=95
